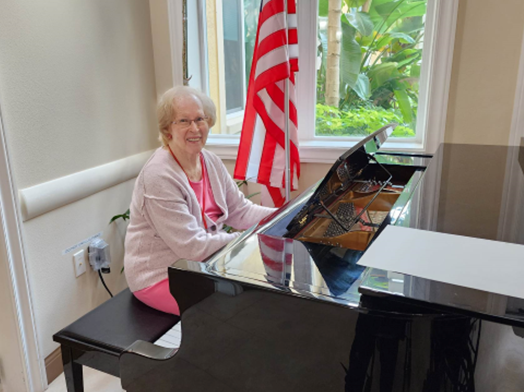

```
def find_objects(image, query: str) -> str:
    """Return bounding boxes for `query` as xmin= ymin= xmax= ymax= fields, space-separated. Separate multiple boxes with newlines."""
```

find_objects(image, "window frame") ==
xmin=169 ymin=0 xmax=459 ymax=161
xmin=222 ymin=0 xmax=248 ymax=115
xmin=185 ymin=0 xmax=210 ymax=94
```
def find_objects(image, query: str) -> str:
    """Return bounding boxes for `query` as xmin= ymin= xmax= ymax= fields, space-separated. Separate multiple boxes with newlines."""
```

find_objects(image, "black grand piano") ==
xmin=120 ymin=127 xmax=524 ymax=392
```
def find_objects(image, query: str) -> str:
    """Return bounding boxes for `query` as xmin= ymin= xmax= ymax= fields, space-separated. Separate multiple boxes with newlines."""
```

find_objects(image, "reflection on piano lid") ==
xmin=206 ymin=233 xmax=365 ymax=305
xmin=302 ymin=242 xmax=364 ymax=297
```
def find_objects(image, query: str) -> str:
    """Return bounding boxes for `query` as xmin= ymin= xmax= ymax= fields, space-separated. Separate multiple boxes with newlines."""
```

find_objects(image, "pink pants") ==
xmin=133 ymin=278 xmax=180 ymax=315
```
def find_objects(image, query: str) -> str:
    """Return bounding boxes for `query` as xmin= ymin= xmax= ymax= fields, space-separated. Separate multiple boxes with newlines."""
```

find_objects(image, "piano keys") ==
xmin=120 ymin=128 xmax=524 ymax=392
xmin=154 ymin=322 xmax=182 ymax=350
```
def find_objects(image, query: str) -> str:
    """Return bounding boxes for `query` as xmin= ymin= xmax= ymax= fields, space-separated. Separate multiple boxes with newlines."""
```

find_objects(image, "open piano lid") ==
xmin=310 ymin=124 xmax=395 ymax=201
xmin=285 ymin=124 xmax=395 ymax=234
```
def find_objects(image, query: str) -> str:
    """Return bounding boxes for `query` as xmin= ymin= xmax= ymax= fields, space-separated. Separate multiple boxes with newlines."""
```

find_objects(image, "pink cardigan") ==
xmin=124 ymin=147 xmax=275 ymax=292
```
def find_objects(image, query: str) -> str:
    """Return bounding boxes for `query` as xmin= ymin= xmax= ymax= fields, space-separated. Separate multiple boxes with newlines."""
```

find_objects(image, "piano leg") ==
xmin=61 ymin=345 xmax=84 ymax=392
xmin=345 ymin=313 xmax=408 ymax=391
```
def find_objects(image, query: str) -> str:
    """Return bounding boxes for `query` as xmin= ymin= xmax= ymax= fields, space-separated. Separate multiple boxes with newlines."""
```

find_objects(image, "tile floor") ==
xmin=47 ymin=368 xmax=124 ymax=392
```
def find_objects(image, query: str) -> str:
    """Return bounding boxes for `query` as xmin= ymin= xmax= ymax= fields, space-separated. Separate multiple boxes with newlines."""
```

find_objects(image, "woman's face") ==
xmin=169 ymin=95 xmax=209 ymax=156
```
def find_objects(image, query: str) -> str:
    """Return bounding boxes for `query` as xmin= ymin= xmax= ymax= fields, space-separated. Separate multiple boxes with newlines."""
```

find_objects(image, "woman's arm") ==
xmin=143 ymin=175 xmax=240 ymax=262
xmin=218 ymin=163 xmax=277 ymax=230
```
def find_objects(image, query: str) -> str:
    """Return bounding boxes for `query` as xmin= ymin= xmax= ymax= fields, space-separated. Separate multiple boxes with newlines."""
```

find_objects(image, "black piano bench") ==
xmin=53 ymin=288 xmax=179 ymax=392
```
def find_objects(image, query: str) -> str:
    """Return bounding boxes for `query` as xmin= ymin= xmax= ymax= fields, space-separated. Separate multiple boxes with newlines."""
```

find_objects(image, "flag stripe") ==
xmin=289 ymin=44 xmax=299 ymax=60
xmin=267 ymin=186 xmax=286 ymax=207
xmin=245 ymin=115 xmax=267 ymax=181
xmin=254 ymin=62 xmax=290 ymax=92
xmin=274 ymin=79 xmax=297 ymax=110
xmin=258 ymin=88 xmax=286 ymax=130
xmin=270 ymin=144 xmax=286 ymax=186
xmin=288 ymin=29 xmax=298 ymax=44
xmin=258 ymin=132 xmax=277 ymax=184
xmin=265 ymin=83 xmax=298 ymax=127
xmin=255 ymin=46 xmax=289 ymax=80
xmin=253 ymin=94 xmax=300 ymax=183
xmin=257 ymin=30 xmax=288 ymax=65
xmin=258 ymin=13 xmax=286 ymax=43
xmin=287 ymin=14 xmax=297 ymax=28
xmin=260 ymin=0 xmax=285 ymax=26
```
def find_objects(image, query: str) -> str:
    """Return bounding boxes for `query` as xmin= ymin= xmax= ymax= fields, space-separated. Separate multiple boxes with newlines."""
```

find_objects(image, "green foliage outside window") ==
xmin=316 ymin=103 xmax=415 ymax=137
xmin=317 ymin=0 xmax=427 ymax=137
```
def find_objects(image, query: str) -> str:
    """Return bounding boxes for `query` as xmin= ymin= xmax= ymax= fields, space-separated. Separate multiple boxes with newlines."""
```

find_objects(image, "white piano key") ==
xmin=155 ymin=339 xmax=178 ymax=349
xmin=154 ymin=322 xmax=182 ymax=349
xmin=164 ymin=325 xmax=182 ymax=338
xmin=164 ymin=327 xmax=182 ymax=336
xmin=156 ymin=332 xmax=181 ymax=346
xmin=163 ymin=331 xmax=182 ymax=341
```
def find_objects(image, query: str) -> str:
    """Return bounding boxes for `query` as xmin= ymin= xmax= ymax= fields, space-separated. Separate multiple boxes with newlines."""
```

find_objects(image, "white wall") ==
xmin=0 ymin=0 xmax=159 ymax=361
xmin=445 ymin=0 xmax=524 ymax=145
xmin=149 ymin=0 xmax=175 ymax=96
xmin=0 ymin=240 xmax=26 ymax=392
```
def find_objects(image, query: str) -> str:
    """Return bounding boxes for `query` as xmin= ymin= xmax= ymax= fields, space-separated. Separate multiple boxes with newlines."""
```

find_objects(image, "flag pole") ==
xmin=284 ymin=0 xmax=291 ymax=203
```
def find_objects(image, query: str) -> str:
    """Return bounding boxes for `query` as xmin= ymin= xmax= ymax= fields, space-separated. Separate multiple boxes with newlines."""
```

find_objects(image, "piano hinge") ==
xmin=299 ymin=215 xmax=308 ymax=225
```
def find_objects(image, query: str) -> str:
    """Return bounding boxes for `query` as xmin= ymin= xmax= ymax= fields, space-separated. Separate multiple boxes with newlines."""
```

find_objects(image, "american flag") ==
xmin=234 ymin=0 xmax=300 ymax=207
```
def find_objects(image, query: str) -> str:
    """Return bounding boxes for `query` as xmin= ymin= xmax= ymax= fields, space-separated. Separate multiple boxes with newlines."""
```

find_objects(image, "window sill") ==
xmin=205 ymin=137 xmax=426 ymax=164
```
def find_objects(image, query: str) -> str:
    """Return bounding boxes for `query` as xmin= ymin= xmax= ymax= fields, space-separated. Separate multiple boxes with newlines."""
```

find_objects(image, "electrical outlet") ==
xmin=73 ymin=249 xmax=86 ymax=277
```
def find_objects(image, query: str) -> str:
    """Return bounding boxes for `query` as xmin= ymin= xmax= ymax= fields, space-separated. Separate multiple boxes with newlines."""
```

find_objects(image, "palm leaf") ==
xmin=340 ymin=23 xmax=362 ymax=90
xmin=393 ymin=88 xmax=414 ymax=124
xmin=344 ymin=9 xmax=374 ymax=37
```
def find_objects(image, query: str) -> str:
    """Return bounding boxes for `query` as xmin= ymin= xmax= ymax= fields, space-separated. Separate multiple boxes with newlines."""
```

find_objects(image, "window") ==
xmin=223 ymin=0 xmax=246 ymax=113
xmin=316 ymin=0 xmax=427 ymax=140
xmin=177 ymin=0 xmax=458 ymax=159
xmin=185 ymin=0 xmax=209 ymax=94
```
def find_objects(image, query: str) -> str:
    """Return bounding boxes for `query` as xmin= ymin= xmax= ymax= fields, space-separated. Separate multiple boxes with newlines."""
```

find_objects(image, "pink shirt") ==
xmin=189 ymin=157 xmax=223 ymax=223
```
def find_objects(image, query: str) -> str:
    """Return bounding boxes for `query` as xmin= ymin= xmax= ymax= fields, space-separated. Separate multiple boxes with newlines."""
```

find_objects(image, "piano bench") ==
xmin=53 ymin=288 xmax=179 ymax=392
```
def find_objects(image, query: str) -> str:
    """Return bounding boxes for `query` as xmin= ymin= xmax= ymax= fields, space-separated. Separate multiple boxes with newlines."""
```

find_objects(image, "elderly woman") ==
xmin=124 ymin=86 xmax=275 ymax=315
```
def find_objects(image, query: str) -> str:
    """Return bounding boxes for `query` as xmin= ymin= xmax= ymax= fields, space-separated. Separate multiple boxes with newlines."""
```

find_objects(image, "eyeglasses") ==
xmin=172 ymin=117 xmax=208 ymax=129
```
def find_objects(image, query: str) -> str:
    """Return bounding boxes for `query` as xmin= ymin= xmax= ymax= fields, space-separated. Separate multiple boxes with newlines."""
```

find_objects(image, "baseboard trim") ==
xmin=45 ymin=347 xmax=63 ymax=385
